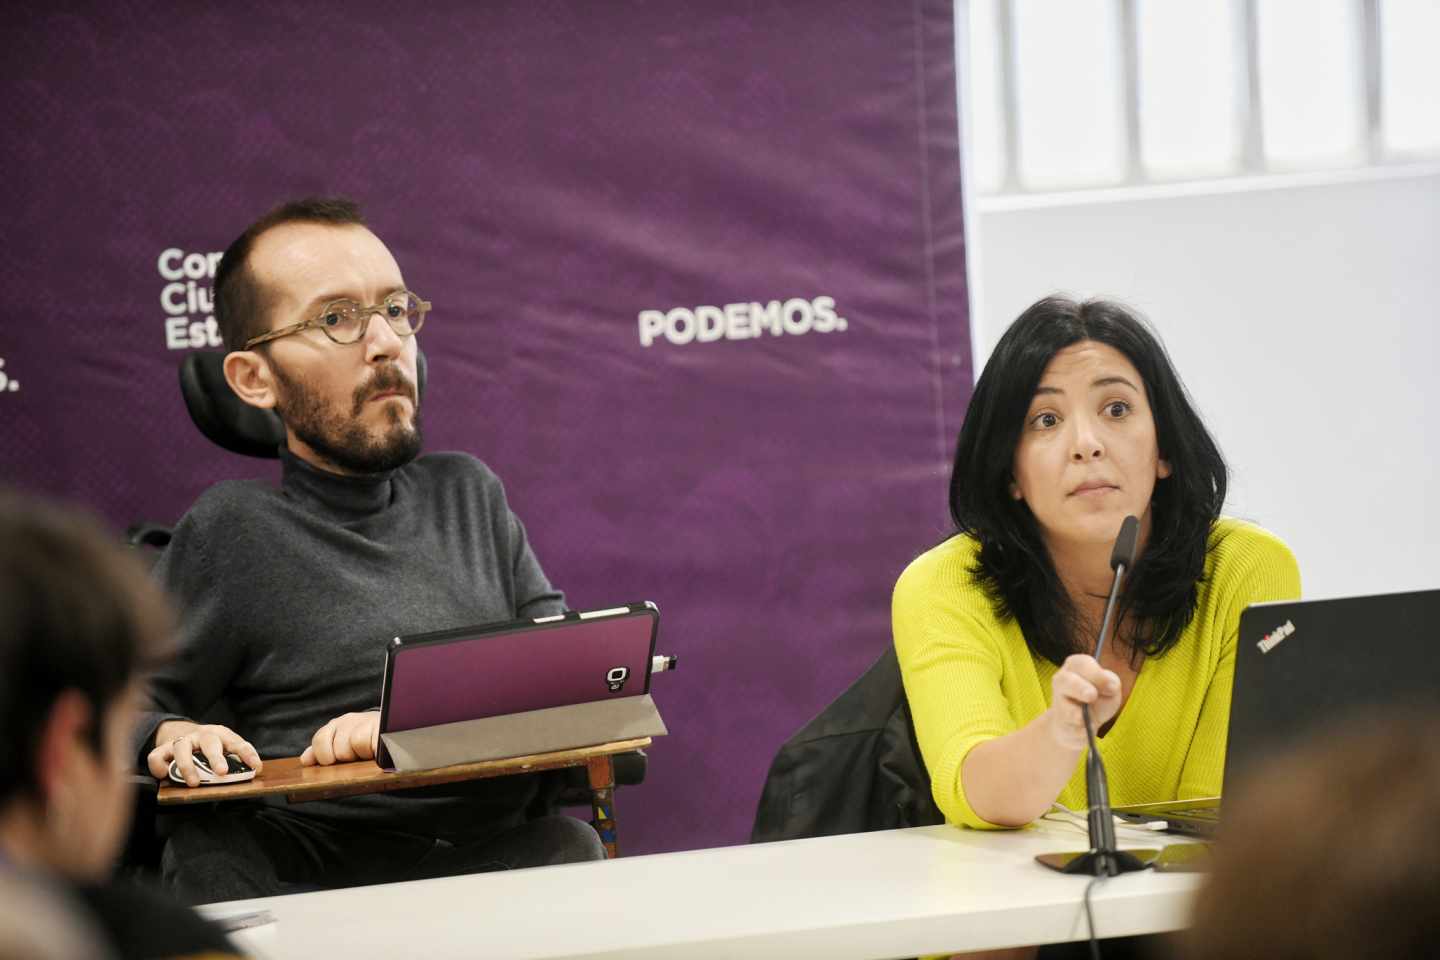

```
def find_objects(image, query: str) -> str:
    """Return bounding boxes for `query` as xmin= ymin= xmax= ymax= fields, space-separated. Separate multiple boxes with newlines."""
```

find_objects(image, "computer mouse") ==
xmin=168 ymin=752 xmax=258 ymax=786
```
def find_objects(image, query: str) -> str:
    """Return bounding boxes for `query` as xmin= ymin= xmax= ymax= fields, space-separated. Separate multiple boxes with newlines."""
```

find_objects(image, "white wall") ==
xmin=968 ymin=168 xmax=1440 ymax=600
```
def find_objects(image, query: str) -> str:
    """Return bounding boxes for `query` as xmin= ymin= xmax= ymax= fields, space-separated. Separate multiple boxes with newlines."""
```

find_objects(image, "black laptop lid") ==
xmin=1225 ymin=588 xmax=1440 ymax=789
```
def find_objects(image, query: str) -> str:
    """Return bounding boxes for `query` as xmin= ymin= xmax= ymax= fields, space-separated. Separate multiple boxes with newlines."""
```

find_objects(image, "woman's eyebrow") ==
xmin=1030 ymin=376 xmax=1140 ymax=402
xmin=1092 ymin=375 xmax=1139 ymax=390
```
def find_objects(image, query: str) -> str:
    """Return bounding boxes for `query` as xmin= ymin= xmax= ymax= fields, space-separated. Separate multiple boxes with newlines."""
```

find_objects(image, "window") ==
xmin=964 ymin=0 xmax=1440 ymax=196
xmin=1137 ymin=0 xmax=1242 ymax=178
xmin=1379 ymin=0 xmax=1440 ymax=156
xmin=1256 ymin=0 xmax=1365 ymax=169
xmin=967 ymin=0 xmax=1007 ymax=192
xmin=1012 ymin=0 xmax=1126 ymax=189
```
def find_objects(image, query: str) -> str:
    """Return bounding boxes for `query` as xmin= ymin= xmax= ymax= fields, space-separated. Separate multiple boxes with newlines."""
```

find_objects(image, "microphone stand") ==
xmin=1037 ymin=516 xmax=1157 ymax=876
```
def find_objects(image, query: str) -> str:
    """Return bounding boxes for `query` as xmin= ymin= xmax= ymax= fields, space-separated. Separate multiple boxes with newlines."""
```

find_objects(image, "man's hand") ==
xmin=301 ymin=712 xmax=380 ymax=766
xmin=149 ymin=720 xmax=263 ymax=787
xmin=1045 ymin=654 xmax=1123 ymax=750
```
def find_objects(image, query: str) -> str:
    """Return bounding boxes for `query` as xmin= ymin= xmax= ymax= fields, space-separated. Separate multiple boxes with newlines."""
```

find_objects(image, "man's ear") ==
xmin=34 ymin=691 xmax=93 ymax=805
xmin=223 ymin=350 xmax=279 ymax=410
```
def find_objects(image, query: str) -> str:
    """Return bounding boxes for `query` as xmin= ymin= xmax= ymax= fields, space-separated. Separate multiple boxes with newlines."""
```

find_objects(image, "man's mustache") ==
xmin=351 ymin=366 xmax=418 ymax=415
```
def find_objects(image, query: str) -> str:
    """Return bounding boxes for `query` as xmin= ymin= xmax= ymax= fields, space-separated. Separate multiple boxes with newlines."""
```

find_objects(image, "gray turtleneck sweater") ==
xmin=135 ymin=447 xmax=565 ymax=840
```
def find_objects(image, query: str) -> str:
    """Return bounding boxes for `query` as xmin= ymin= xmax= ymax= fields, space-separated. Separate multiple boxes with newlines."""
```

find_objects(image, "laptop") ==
xmin=1113 ymin=588 xmax=1440 ymax=837
xmin=375 ymin=602 xmax=660 ymax=769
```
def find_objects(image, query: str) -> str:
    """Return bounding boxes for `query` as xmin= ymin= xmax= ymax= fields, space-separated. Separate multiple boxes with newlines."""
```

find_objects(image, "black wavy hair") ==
xmin=949 ymin=296 xmax=1227 ymax=666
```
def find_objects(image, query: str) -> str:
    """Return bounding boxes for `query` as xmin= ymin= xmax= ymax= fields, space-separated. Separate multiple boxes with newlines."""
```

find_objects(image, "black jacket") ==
xmin=751 ymin=647 xmax=944 ymax=842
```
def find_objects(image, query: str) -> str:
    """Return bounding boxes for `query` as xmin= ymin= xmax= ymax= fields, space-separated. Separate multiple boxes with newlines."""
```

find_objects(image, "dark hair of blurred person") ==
xmin=0 ymin=489 xmax=243 ymax=959
xmin=0 ymin=490 xmax=174 ymax=876
xmin=1184 ymin=709 xmax=1440 ymax=960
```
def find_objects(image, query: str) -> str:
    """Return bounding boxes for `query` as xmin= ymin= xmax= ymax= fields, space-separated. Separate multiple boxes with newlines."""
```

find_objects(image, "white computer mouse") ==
xmin=168 ymin=752 xmax=258 ymax=786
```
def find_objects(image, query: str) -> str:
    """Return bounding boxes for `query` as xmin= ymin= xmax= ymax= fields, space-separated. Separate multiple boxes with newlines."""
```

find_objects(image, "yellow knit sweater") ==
xmin=892 ymin=518 xmax=1301 ymax=829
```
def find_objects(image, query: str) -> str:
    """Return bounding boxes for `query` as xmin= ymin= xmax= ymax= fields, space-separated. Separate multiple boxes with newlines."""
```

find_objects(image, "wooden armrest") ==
xmin=155 ymin=737 xmax=651 ymax=806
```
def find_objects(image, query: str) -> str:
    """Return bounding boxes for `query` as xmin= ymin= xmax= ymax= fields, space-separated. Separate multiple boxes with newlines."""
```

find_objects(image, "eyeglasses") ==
xmin=245 ymin=290 xmax=431 ymax=349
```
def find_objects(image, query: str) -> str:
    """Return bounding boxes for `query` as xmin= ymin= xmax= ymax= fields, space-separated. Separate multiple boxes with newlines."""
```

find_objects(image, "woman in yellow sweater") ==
xmin=893 ymin=296 xmax=1300 ymax=830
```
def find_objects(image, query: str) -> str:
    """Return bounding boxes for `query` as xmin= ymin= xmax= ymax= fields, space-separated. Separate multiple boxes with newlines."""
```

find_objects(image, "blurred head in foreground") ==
xmin=0 ymin=489 xmax=175 ymax=880
xmin=1184 ymin=708 xmax=1440 ymax=959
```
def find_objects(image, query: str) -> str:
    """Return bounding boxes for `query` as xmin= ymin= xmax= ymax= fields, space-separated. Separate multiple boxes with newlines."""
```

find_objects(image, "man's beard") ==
xmin=270 ymin=360 xmax=423 ymax=475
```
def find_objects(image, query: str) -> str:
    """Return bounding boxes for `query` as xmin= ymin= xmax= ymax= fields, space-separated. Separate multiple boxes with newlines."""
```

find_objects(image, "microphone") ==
xmin=1109 ymin=514 xmax=1140 ymax=579
xmin=1036 ymin=514 xmax=1158 ymax=876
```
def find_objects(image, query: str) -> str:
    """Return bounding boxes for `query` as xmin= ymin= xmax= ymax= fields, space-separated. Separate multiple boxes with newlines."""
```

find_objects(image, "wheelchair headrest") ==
xmin=179 ymin=350 xmax=428 ymax=459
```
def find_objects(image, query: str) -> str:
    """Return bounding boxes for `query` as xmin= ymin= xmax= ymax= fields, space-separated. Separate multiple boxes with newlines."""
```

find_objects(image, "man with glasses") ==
xmin=135 ymin=198 xmax=605 ymax=904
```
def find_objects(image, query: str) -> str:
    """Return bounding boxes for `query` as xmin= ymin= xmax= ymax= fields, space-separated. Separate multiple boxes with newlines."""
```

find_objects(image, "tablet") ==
xmin=377 ymin=601 xmax=660 ymax=746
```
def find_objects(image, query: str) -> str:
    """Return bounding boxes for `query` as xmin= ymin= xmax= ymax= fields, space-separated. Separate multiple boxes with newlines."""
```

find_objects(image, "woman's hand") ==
xmin=961 ymin=654 xmax=1124 ymax=827
xmin=1045 ymin=654 xmax=1122 ymax=749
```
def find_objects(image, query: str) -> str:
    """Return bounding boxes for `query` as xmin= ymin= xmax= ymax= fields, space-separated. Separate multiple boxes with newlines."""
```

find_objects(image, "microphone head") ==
xmin=1110 ymin=515 xmax=1140 ymax=571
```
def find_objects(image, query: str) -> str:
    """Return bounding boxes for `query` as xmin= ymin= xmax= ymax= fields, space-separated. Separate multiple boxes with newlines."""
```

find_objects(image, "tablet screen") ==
xmin=382 ymin=608 xmax=658 ymax=733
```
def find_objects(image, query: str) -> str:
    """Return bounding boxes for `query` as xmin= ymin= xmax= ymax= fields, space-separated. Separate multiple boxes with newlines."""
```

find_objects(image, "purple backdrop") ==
xmin=1 ymin=0 xmax=971 ymax=854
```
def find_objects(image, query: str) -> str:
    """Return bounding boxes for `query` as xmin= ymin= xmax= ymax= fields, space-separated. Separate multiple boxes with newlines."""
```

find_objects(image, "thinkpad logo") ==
xmin=1257 ymin=619 xmax=1296 ymax=654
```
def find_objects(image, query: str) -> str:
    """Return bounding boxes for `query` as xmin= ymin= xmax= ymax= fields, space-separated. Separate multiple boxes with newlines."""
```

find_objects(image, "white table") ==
xmin=201 ymin=819 xmax=1203 ymax=959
